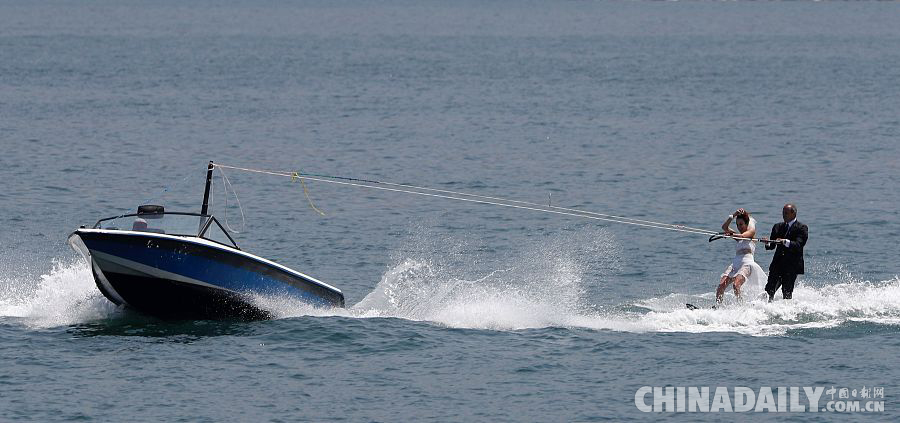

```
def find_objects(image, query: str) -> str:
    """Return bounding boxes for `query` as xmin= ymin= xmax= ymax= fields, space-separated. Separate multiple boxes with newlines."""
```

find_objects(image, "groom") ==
xmin=763 ymin=204 xmax=808 ymax=301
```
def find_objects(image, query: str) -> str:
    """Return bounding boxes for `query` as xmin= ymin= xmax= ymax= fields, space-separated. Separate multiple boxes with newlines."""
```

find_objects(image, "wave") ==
xmin=260 ymin=230 xmax=900 ymax=336
xmin=3 ymin=231 xmax=899 ymax=337
xmin=0 ymin=259 xmax=120 ymax=328
xmin=615 ymin=278 xmax=900 ymax=336
xmin=255 ymin=227 xmax=617 ymax=328
xmin=337 ymin=260 xmax=900 ymax=336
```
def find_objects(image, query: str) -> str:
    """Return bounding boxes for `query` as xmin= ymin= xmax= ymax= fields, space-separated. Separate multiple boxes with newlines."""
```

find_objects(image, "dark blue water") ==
xmin=2 ymin=1 xmax=899 ymax=421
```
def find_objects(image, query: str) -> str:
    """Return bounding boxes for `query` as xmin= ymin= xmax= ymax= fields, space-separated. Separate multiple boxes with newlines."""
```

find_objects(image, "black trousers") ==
xmin=766 ymin=271 xmax=798 ymax=300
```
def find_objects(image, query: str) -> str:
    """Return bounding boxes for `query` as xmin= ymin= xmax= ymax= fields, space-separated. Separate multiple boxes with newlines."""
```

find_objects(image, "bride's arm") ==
xmin=721 ymin=215 xmax=735 ymax=234
xmin=738 ymin=227 xmax=756 ymax=239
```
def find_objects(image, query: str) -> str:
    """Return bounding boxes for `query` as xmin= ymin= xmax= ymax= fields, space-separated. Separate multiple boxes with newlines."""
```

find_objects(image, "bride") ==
xmin=716 ymin=208 xmax=767 ymax=304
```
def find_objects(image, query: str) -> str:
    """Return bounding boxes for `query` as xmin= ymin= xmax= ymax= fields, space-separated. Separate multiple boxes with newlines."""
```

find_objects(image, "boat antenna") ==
xmin=201 ymin=160 xmax=214 ymax=215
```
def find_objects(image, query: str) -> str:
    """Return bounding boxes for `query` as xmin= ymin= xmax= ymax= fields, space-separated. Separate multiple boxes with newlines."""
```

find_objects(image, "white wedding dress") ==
xmin=721 ymin=217 xmax=768 ymax=302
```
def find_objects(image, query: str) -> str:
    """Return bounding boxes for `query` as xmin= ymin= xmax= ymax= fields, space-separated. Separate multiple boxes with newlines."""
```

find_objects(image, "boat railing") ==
xmin=92 ymin=212 xmax=240 ymax=250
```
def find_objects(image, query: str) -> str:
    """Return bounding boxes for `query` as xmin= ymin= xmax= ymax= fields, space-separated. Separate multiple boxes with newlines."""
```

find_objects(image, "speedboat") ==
xmin=67 ymin=162 xmax=345 ymax=319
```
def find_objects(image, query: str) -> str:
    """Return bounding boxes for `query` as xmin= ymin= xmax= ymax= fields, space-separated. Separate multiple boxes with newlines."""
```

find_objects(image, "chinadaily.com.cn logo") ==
xmin=634 ymin=386 xmax=885 ymax=413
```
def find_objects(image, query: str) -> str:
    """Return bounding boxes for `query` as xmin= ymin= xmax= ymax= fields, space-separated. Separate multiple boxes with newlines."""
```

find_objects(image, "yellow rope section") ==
xmin=292 ymin=172 xmax=326 ymax=216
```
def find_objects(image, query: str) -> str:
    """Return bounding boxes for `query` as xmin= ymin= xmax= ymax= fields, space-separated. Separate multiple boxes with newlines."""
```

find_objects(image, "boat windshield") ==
xmin=94 ymin=212 xmax=238 ymax=248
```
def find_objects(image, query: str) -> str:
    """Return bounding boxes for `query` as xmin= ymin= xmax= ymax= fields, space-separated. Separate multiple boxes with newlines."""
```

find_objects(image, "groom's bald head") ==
xmin=783 ymin=204 xmax=797 ymax=223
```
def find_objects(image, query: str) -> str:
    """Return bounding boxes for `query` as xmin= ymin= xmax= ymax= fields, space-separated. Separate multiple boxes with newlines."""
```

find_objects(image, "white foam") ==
xmin=350 ymin=257 xmax=584 ymax=330
xmin=345 ymin=264 xmax=900 ymax=336
xmin=253 ymin=253 xmax=592 ymax=330
xmin=249 ymin=227 xmax=900 ymax=336
xmin=0 ymin=259 xmax=120 ymax=328
xmin=5 ymin=241 xmax=899 ymax=337
xmin=248 ymin=292 xmax=353 ymax=320
xmin=257 ymin=228 xmax=617 ymax=330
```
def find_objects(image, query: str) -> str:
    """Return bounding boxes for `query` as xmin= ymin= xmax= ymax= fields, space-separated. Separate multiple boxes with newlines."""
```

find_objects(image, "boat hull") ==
xmin=68 ymin=229 xmax=344 ymax=319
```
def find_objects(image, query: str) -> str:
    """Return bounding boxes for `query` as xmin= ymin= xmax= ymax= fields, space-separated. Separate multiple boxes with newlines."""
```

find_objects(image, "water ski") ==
xmin=685 ymin=303 xmax=717 ymax=310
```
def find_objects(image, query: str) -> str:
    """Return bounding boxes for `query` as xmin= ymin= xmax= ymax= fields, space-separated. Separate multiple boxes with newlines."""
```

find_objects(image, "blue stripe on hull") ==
xmin=79 ymin=232 xmax=344 ymax=310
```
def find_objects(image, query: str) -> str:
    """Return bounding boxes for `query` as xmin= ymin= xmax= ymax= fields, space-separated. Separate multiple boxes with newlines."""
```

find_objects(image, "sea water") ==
xmin=1 ymin=1 xmax=899 ymax=421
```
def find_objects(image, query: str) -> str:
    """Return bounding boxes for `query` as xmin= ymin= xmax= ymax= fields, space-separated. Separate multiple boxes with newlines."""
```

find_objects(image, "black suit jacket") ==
xmin=765 ymin=220 xmax=808 ymax=275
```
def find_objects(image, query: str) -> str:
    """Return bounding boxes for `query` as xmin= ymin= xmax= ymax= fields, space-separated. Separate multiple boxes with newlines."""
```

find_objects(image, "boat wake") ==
xmin=4 ymin=238 xmax=900 ymax=337
xmin=338 ymin=262 xmax=900 ymax=337
xmin=257 ymin=231 xmax=900 ymax=337
xmin=254 ymin=228 xmax=616 ymax=328
xmin=0 ymin=258 xmax=121 ymax=328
